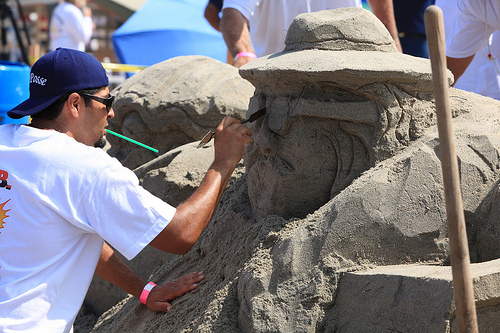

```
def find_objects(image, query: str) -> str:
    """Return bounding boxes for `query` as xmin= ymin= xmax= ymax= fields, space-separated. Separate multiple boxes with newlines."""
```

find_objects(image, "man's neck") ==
xmin=28 ymin=118 xmax=66 ymax=134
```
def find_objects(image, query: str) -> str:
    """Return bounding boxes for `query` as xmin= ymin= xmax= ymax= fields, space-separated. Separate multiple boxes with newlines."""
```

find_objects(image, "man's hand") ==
xmin=146 ymin=271 xmax=205 ymax=312
xmin=213 ymin=116 xmax=253 ymax=171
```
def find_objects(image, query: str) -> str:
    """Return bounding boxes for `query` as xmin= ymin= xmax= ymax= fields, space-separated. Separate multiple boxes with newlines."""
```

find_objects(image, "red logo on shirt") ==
xmin=0 ymin=169 xmax=11 ymax=190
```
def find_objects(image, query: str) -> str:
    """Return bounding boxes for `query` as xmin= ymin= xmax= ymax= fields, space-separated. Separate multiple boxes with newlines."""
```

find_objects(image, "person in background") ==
xmin=205 ymin=0 xmax=224 ymax=31
xmin=393 ymin=0 xmax=434 ymax=58
xmin=204 ymin=0 xmax=234 ymax=65
xmin=49 ymin=0 xmax=94 ymax=52
xmin=220 ymin=0 xmax=402 ymax=68
xmin=436 ymin=0 xmax=500 ymax=100
xmin=0 ymin=48 xmax=253 ymax=332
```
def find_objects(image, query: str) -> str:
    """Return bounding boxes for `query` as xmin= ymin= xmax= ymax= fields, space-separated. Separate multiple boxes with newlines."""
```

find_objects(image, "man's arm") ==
xmin=95 ymin=242 xmax=205 ymax=312
xmin=65 ymin=4 xmax=93 ymax=45
xmin=220 ymin=8 xmax=256 ymax=68
xmin=446 ymin=55 xmax=475 ymax=84
xmin=366 ymin=0 xmax=402 ymax=52
xmin=150 ymin=116 xmax=253 ymax=254
xmin=96 ymin=117 xmax=251 ymax=311
xmin=205 ymin=2 xmax=222 ymax=31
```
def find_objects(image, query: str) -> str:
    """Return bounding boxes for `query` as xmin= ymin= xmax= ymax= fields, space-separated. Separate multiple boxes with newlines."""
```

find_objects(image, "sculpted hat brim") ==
xmin=239 ymin=7 xmax=450 ymax=91
xmin=240 ymin=50 xmax=436 ymax=91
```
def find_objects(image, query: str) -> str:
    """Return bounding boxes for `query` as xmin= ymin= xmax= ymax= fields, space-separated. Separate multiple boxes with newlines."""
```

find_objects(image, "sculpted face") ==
xmin=245 ymin=93 xmax=378 ymax=220
xmin=237 ymin=6 xmax=437 ymax=221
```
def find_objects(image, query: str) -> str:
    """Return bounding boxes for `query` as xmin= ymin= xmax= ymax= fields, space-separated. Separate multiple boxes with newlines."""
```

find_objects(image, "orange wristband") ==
xmin=140 ymin=282 xmax=156 ymax=305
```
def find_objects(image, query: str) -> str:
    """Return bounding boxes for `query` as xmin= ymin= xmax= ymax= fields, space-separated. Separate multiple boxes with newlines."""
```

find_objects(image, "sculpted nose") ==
xmin=254 ymin=122 xmax=276 ymax=157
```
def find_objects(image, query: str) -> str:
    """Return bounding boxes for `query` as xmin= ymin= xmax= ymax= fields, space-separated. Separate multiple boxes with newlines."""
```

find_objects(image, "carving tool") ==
xmin=197 ymin=107 xmax=266 ymax=148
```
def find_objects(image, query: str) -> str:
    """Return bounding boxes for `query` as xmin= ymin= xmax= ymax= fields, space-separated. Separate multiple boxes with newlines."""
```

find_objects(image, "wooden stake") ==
xmin=424 ymin=5 xmax=478 ymax=332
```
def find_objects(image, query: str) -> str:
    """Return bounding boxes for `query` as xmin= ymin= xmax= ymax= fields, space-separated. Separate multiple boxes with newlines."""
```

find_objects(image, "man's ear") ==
xmin=66 ymin=92 xmax=83 ymax=118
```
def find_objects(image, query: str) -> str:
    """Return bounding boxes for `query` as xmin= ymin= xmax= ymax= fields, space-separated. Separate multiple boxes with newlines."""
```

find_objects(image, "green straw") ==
xmin=105 ymin=129 xmax=159 ymax=153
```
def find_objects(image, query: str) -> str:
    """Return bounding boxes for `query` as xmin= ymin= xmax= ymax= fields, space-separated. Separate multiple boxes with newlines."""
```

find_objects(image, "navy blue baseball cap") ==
xmin=8 ymin=48 xmax=109 ymax=119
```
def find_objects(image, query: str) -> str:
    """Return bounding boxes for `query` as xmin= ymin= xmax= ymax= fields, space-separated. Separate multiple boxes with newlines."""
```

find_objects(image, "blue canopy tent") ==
xmin=111 ymin=0 xmax=227 ymax=67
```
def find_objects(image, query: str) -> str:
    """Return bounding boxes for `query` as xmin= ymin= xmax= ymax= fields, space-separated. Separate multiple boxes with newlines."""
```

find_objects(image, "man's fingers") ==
xmin=219 ymin=115 xmax=240 ymax=128
xmin=177 ymin=271 xmax=205 ymax=284
xmin=219 ymin=116 xmax=254 ymax=137
xmin=156 ymin=280 xmax=199 ymax=299
xmin=146 ymin=271 xmax=205 ymax=312
xmin=239 ymin=124 xmax=253 ymax=140
xmin=148 ymin=300 xmax=172 ymax=312
xmin=215 ymin=117 xmax=254 ymax=147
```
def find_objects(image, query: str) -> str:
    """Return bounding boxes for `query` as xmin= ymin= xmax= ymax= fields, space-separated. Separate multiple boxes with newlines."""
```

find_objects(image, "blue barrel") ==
xmin=0 ymin=61 xmax=30 ymax=125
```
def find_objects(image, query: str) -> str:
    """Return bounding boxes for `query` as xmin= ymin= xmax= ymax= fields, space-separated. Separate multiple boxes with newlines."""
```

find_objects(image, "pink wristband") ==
xmin=140 ymin=282 xmax=156 ymax=305
xmin=235 ymin=52 xmax=257 ymax=61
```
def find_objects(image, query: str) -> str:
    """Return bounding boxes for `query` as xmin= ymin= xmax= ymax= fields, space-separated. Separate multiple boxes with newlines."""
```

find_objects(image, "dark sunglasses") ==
xmin=79 ymin=93 xmax=115 ymax=113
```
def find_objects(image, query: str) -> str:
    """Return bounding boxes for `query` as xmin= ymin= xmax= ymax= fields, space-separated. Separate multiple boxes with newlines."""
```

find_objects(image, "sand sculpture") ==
xmin=86 ymin=7 xmax=500 ymax=333
xmin=241 ymin=8 xmax=442 ymax=220
xmin=106 ymin=56 xmax=255 ymax=169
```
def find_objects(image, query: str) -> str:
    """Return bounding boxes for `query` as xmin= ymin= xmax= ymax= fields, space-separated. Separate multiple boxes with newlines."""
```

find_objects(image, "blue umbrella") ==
xmin=112 ymin=0 xmax=227 ymax=67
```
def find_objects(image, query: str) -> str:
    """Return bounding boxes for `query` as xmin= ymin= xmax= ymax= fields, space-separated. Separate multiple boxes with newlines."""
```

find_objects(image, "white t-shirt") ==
xmin=0 ymin=124 xmax=176 ymax=332
xmin=222 ymin=0 xmax=362 ymax=57
xmin=445 ymin=0 xmax=500 ymax=58
xmin=49 ymin=2 xmax=93 ymax=51
xmin=437 ymin=0 xmax=500 ymax=100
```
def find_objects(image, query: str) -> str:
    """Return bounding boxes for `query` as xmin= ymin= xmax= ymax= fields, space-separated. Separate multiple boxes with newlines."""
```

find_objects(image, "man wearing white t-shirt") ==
xmin=220 ymin=0 xmax=402 ymax=67
xmin=49 ymin=0 xmax=94 ymax=51
xmin=445 ymin=0 xmax=500 ymax=88
xmin=0 ymin=48 xmax=253 ymax=332
xmin=437 ymin=0 xmax=500 ymax=100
